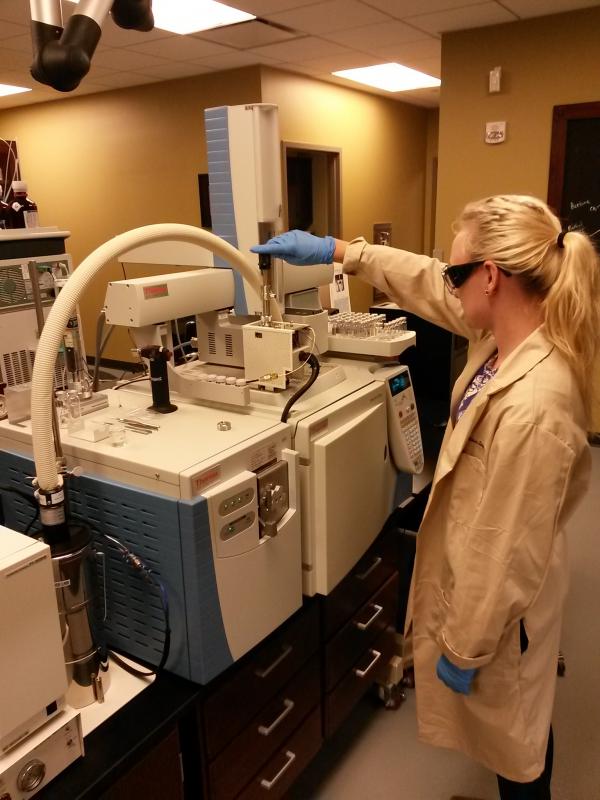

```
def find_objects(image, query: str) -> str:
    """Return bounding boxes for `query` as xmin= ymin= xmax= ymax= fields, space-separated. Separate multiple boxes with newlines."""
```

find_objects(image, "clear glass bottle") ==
xmin=0 ymin=170 xmax=9 ymax=229
xmin=7 ymin=180 xmax=39 ymax=229
xmin=65 ymin=389 xmax=83 ymax=432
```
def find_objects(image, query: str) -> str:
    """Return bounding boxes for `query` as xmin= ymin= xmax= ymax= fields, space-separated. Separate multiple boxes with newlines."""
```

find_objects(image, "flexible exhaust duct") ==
xmin=31 ymin=223 xmax=280 ymax=492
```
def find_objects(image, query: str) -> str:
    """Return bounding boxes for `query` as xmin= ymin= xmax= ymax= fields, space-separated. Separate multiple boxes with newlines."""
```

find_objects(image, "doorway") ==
xmin=281 ymin=144 xmax=341 ymax=239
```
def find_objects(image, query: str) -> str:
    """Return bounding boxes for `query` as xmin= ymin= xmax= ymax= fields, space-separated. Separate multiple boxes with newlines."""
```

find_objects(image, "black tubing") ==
xmin=281 ymin=352 xmax=320 ymax=423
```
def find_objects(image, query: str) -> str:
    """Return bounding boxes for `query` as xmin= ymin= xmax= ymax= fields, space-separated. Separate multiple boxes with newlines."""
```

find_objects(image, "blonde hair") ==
xmin=456 ymin=194 xmax=600 ymax=423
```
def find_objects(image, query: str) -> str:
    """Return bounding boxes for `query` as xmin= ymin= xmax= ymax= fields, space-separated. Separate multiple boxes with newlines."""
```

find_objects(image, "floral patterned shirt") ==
xmin=456 ymin=354 xmax=498 ymax=422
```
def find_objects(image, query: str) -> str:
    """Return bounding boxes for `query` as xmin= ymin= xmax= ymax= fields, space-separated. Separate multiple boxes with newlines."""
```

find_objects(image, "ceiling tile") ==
xmin=406 ymin=2 xmax=518 ymax=35
xmin=0 ymin=0 xmax=29 ymax=25
xmin=0 ymin=21 xmax=29 ymax=40
xmin=0 ymin=69 xmax=36 ymax=91
xmin=266 ymin=1 xmax=392 ymax=34
xmin=87 ymin=71 xmax=157 ymax=88
xmin=223 ymin=0 xmax=323 ymax=13
xmin=500 ymin=0 xmax=600 ymax=16
xmin=92 ymin=48 xmax=171 ymax=71
xmin=0 ymin=91 xmax=44 ymax=111
xmin=96 ymin=23 xmax=174 ymax=49
xmin=86 ymin=64 xmax=122 ymax=80
xmin=193 ymin=50 xmax=283 ymax=70
xmin=402 ymin=55 xmax=442 ymax=77
xmin=0 ymin=34 xmax=33 ymax=54
xmin=277 ymin=63 xmax=325 ymax=77
xmin=295 ymin=50 xmax=377 ymax=72
xmin=196 ymin=20 xmax=299 ymax=48
xmin=325 ymin=19 xmax=433 ymax=49
xmin=362 ymin=0 xmax=493 ymax=18
xmin=126 ymin=34 xmax=234 ymax=60
xmin=372 ymin=38 xmax=442 ymax=62
xmin=247 ymin=35 xmax=350 ymax=61
xmin=135 ymin=62 xmax=212 ymax=80
xmin=0 ymin=48 xmax=32 ymax=70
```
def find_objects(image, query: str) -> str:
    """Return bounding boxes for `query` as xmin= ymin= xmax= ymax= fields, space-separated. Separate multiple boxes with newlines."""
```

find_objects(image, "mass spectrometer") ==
xmin=0 ymin=224 xmax=303 ymax=688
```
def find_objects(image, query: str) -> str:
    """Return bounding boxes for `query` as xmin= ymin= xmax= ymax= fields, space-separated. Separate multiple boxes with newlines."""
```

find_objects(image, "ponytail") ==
xmin=457 ymin=195 xmax=600 ymax=424
xmin=542 ymin=230 xmax=600 ymax=423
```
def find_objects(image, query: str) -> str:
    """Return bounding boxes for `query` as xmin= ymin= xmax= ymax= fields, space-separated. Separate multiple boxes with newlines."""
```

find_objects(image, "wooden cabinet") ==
xmin=321 ymin=529 xmax=400 ymax=739
xmin=209 ymin=656 xmax=320 ymax=800
xmin=236 ymin=709 xmax=322 ymax=800
xmin=325 ymin=573 xmax=399 ymax=692
xmin=99 ymin=727 xmax=183 ymax=800
xmin=322 ymin=528 xmax=398 ymax=640
xmin=197 ymin=601 xmax=322 ymax=799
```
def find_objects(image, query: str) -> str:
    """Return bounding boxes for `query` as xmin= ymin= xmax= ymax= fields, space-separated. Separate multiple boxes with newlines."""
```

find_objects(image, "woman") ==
xmin=252 ymin=195 xmax=600 ymax=798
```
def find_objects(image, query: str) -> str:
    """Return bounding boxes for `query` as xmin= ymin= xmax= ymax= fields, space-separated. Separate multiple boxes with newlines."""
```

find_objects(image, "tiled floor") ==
xmin=291 ymin=447 xmax=600 ymax=800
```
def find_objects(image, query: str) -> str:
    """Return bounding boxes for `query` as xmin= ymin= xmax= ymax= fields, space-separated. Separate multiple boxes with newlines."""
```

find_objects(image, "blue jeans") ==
xmin=496 ymin=727 xmax=553 ymax=800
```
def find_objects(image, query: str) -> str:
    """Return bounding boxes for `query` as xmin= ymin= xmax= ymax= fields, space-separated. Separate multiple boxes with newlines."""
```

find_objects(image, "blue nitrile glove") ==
xmin=436 ymin=654 xmax=477 ymax=695
xmin=251 ymin=230 xmax=336 ymax=266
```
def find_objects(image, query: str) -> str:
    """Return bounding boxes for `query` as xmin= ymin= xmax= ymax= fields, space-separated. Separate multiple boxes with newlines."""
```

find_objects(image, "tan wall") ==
xmin=436 ymin=7 xmax=600 ymax=257
xmin=0 ymin=68 xmax=262 ymax=360
xmin=260 ymin=68 xmax=430 ymax=311
xmin=436 ymin=6 xmax=600 ymax=430
xmin=423 ymin=109 xmax=439 ymax=257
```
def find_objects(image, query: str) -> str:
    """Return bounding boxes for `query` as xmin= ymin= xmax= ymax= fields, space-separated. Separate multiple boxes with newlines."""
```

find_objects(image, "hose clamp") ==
xmin=34 ymin=474 xmax=65 ymax=507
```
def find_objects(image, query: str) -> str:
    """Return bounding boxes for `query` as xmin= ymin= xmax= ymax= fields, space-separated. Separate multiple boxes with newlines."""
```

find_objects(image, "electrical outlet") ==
xmin=373 ymin=223 xmax=392 ymax=246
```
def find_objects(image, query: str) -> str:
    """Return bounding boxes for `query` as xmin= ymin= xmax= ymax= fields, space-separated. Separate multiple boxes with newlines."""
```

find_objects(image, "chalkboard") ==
xmin=548 ymin=102 xmax=600 ymax=246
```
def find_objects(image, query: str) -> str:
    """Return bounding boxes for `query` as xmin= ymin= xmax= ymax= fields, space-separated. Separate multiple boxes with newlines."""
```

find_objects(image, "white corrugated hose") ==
xmin=31 ymin=223 xmax=280 ymax=492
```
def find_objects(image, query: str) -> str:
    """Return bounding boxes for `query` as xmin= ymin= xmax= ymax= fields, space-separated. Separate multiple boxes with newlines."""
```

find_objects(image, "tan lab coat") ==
xmin=343 ymin=239 xmax=591 ymax=781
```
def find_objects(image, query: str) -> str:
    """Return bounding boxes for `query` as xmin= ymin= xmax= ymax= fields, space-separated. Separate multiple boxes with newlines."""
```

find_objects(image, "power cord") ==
xmin=113 ymin=376 xmax=151 ymax=391
xmin=0 ymin=485 xmax=40 ymax=533
xmin=97 ymin=531 xmax=171 ymax=678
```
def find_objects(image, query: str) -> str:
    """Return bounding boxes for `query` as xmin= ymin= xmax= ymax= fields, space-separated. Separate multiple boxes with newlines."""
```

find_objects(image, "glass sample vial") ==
xmin=109 ymin=421 xmax=126 ymax=447
xmin=7 ymin=180 xmax=39 ymax=229
xmin=55 ymin=390 xmax=69 ymax=427
xmin=65 ymin=389 xmax=83 ymax=432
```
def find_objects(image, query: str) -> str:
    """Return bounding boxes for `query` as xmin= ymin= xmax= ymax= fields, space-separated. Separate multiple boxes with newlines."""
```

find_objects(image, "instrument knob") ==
xmin=17 ymin=759 xmax=46 ymax=792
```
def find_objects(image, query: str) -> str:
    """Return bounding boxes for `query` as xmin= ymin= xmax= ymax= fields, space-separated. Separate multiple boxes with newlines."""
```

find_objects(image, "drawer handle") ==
xmin=258 ymin=698 xmax=295 ymax=736
xmin=254 ymin=644 xmax=292 ymax=679
xmin=259 ymin=750 xmax=296 ymax=790
xmin=354 ymin=603 xmax=383 ymax=631
xmin=355 ymin=556 xmax=382 ymax=581
xmin=354 ymin=649 xmax=382 ymax=678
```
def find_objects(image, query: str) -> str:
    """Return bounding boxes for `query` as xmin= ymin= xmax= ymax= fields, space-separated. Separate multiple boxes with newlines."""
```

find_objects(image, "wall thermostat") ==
xmin=485 ymin=121 xmax=506 ymax=144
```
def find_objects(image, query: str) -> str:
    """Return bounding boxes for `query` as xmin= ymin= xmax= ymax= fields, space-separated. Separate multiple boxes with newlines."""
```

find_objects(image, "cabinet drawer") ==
xmin=323 ymin=528 xmax=397 ymax=639
xmin=324 ymin=627 xmax=396 ymax=739
xmin=237 ymin=708 xmax=322 ymax=800
xmin=325 ymin=573 xmax=398 ymax=692
xmin=209 ymin=656 xmax=320 ymax=800
xmin=203 ymin=601 xmax=318 ymax=759
xmin=100 ymin=727 xmax=183 ymax=800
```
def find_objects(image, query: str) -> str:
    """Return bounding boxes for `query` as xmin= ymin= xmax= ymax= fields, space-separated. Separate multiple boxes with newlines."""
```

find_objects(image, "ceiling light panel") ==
xmin=333 ymin=63 xmax=441 ymax=92
xmin=151 ymin=0 xmax=255 ymax=35
xmin=0 ymin=83 xmax=31 ymax=97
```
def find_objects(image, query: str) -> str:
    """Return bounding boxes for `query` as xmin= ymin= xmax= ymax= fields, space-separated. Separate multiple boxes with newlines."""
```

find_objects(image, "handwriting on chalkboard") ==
xmin=566 ymin=198 xmax=600 ymax=238
xmin=549 ymin=104 xmax=600 ymax=252
xmin=570 ymin=199 xmax=600 ymax=212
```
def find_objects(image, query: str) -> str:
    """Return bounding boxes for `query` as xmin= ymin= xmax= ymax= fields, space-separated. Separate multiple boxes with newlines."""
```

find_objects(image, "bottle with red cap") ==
xmin=7 ymin=180 xmax=39 ymax=229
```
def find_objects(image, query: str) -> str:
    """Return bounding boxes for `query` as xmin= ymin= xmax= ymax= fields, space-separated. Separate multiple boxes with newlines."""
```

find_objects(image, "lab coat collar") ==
xmin=433 ymin=327 xmax=554 ymax=490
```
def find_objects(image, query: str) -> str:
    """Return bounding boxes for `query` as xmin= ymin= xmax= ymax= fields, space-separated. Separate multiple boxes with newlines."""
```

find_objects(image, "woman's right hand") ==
xmin=251 ymin=230 xmax=336 ymax=266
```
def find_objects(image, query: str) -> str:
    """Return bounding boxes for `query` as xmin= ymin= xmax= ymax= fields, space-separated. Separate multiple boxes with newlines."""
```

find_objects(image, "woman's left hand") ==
xmin=436 ymin=654 xmax=477 ymax=694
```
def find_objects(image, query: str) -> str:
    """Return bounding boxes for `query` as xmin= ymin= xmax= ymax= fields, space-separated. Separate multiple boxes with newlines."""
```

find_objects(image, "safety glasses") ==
xmin=441 ymin=260 xmax=485 ymax=293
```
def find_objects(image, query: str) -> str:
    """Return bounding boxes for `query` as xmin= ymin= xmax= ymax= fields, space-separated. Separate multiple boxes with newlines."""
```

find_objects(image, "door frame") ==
xmin=281 ymin=142 xmax=342 ymax=238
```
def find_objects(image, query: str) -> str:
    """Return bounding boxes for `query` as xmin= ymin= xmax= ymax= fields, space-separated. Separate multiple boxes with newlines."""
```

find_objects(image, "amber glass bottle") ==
xmin=7 ymin=180 xmax=39 ymax=228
